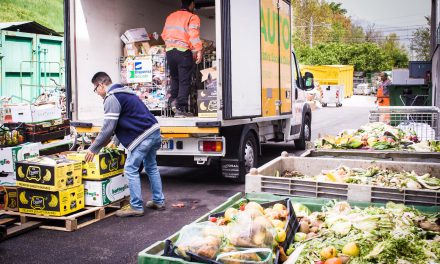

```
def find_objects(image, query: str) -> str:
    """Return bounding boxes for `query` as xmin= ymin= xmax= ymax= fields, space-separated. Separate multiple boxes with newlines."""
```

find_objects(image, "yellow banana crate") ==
xmin=66 ymin=151 xmax=126 ymax=180
xmin=16 ymin=156 xmax=82 ymax=192
xmin=18 ymin=185 xmax=85 ymax=216
xmin=0 ymin=186 xmax=19 ymax=211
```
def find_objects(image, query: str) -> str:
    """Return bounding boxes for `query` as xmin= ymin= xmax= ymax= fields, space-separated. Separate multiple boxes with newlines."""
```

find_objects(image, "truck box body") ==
xmin=65 ymin=0 xmax=312 ymax=181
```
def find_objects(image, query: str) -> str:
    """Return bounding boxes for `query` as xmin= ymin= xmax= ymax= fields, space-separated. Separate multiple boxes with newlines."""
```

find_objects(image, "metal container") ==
xmin=300 ymin=65 xmax=354 ymax=98
xmin=0 ymin=27 xmax=64 ymax=103
xmin=369 ymin=106 xmax=440 ymax=140
xmin=409 ymin=61 xmax=431 ymax=79
xmin=246 ymin=154 xmax=440 ymax=206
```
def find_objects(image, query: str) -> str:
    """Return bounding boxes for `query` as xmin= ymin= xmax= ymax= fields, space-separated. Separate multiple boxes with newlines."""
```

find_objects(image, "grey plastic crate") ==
xmin=246 ymin=154 xmax=440 ymax=206
xmin=301 ymin=149 xmax=440 ymax=163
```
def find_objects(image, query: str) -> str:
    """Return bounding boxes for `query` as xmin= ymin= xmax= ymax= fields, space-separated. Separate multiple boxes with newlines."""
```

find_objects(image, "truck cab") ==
xmin=64 ymin=0 xmax=313 ymax=182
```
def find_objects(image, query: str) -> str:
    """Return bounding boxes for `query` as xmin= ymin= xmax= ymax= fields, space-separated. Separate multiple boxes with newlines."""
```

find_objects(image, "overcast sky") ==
xmin=336 ymin=0 xmax=431 ymax=51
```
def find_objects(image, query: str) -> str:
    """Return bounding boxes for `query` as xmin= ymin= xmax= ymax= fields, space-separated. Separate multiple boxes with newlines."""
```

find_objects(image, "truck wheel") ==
xmin=322 ymin=103 xmax=327 ymax=107
xmin=294 ymin=115 xmax=311 ymax=150
xmin=234 ymin=132 xmax=258 ymax=183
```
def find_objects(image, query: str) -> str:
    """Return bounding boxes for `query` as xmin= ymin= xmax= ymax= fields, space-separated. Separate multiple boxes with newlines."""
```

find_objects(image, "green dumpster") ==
xmin=388 ymin=84 xmax=432 ymax=106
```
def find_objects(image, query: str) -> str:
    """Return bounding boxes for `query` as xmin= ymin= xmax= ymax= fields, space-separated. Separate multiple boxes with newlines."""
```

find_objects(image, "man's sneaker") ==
xmin=115 ymin=205 xmax=144 ymax=217
xmin=174 ymin=110 xmax=194 ymax=118
xmin=169 ymin=100 xmax=177 ymax=113
xmin=145 ymin=201 xmax=165 ymax=211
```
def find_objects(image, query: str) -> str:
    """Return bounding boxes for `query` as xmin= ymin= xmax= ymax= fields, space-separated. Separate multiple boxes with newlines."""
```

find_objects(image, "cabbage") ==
xmin=292 ymin=203 xmax=311 ymax=217
xmin=352 ymin=215 xmax=378 ymax=232
xmin=329 ymin=218 xmax=352 ymax=235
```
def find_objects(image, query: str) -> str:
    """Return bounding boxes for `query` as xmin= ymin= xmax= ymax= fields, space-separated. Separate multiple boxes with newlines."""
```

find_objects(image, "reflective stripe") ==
xmin=104 ymin=113 xmax=120 ymax=117
xmin=189 ymin=24 xmax=199 ymax=29
xmin=164 ymin=25 xmax=187 ymax=33
xmin=190 ymin=37 xmax=201 ymax=45
xmin=165 ymin=39 xmax=190 ymax=48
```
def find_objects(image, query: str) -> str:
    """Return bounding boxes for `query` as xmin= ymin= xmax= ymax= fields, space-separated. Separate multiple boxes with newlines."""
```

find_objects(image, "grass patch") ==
xmin=0 ymin=0 xmax=64 ymax=33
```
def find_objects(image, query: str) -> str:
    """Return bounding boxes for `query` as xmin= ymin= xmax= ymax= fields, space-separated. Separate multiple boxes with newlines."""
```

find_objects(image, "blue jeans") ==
xmin=124 ymin=130 xmax=164 ymax=211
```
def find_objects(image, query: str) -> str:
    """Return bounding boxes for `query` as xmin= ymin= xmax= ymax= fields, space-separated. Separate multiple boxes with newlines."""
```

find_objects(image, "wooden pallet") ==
xmin=2 ymin=197 xmax=129 ymax=232
xmin=0 ymin=214 xmax=43 ymax=241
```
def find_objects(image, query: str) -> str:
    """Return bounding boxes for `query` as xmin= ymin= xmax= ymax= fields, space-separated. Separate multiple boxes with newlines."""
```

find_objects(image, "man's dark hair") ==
xmin=181 ymin=0 xmax=194 ymax=9
xmin=381 ymin=72 xmax=388 ymax=78
xmin=91 ymin=72 xmax=112 ymax=86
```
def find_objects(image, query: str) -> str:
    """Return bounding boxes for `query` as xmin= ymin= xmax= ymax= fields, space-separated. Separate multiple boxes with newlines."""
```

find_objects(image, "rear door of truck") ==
xmin=221 ymin=0 xmax=292 ymax=120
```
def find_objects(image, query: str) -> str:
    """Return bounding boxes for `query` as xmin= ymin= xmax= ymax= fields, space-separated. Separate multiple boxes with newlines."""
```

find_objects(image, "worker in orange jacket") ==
xmin=377 ymin=72 xmax=392 ymax=107
xmin=162 ymin=0 xmax=203 ymax=117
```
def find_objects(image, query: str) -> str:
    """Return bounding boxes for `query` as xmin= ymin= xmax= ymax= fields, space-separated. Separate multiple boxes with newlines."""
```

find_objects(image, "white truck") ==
xmin=64 ymin=0 xmax=314 ymax=182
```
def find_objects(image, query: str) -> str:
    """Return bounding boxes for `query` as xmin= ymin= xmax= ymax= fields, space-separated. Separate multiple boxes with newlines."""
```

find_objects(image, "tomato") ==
xmin=324 ymin=257 xmax=342 ymax=264
xmin=209 ymin=217 xmax=217 ymax=223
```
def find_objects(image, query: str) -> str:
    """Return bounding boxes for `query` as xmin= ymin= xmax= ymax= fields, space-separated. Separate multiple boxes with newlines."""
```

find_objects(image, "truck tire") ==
xmin=294 ymin=114 xmax=311 ymax=150
xmin=234 ymin=132 xmax=258 ymax=183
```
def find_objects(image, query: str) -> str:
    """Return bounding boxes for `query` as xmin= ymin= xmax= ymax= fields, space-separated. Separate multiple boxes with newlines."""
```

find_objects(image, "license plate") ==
xmin=161 ymin=139 xmax=174 ymax=150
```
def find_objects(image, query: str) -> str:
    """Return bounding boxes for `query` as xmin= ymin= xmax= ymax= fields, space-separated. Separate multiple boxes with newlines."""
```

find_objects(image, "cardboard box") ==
xmin=18 ymin=185 xmax=85 ymax=216
xmin=124 ymin=42 xmax=151 ymax=57
xmin=0 ymin=172 xmax=16 ymax=186
xmin=84 ymin=174 xmax=129 ymax=206
xmin=0 ymin=186 xmax=19 ymax=211
xmin=121 ymin=28 xmax=149 ymax=44
xmin=66 ymin=150 xmax=126 ymax=180
xmin=197 ymin=90 xmax=217 ymax=118
xmin=16 ymin=156 xmax=82 ymax=191
xmin=201 ymin=67 xmax=217 ymax=91
xmin=10 ymin=103 xmax=62 ymax=123
xmin=0 ymin=143 xmax=40 ymax=173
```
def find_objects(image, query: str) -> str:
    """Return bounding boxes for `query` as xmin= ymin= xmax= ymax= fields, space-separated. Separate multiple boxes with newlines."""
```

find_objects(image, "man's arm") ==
xmin=188 ymin=15 xmax=203 ymax=64
xmin=88 ymin=95 xmax=121 ymax=154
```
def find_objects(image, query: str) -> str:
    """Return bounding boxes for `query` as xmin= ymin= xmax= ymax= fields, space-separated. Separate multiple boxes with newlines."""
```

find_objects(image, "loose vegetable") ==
xmin=288 ymin=201 xmax=440 ymax=264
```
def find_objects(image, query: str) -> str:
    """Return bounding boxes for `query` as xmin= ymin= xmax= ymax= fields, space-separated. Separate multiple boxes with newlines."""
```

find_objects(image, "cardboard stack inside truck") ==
xmin=66 ymin=150 xmax=129 ymax=206
xmin=119 ymin=26 xmax=217 ymax=116
xmin=15 ymin=156 xmax=84 ymax=216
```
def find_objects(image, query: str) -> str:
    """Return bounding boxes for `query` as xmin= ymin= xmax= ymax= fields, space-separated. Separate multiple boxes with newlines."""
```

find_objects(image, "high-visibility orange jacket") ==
xmin=161 ymin=10 xmax=203 ymax=52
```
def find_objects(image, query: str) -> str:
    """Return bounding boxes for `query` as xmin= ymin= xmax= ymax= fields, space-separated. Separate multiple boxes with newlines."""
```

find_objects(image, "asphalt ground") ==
xmin=0 ymin=96 xmax=376 ymax=264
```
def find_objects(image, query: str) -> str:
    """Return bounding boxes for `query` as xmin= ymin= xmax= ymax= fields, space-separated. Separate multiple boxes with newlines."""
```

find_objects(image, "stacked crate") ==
xmin=66 ymin=150 xmax=129 ymax=206
xmin=0 ymin=143 xmax=39 ymax=211
xmin=15 ymin=156 xmax=84 ymax=216
xmin=24 ymin=119 xmax=71 ymax=143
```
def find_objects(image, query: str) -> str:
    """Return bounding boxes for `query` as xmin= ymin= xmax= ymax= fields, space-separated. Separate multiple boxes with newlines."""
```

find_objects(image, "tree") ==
xmin=329 ymin=2 xmax=347 ymax=15
xmin=365 ymin=24 xmax=383 ymax=44
xmin=382 ymin=33 xmax=409 ymax=68
xmin=411 ymin=16 xmax=431 ymax=61
xmin=296 ymin=43 xmax=391 ymax=72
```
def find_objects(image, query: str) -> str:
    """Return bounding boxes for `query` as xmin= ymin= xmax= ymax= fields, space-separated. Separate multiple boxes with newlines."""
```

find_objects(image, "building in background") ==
xmin=432 ymin=0 xmax=440 ymax=106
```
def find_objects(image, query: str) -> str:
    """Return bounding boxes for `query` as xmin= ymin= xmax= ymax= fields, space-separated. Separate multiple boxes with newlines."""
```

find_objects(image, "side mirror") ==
xmin=303 ymin=72 xmax=314 ymax=90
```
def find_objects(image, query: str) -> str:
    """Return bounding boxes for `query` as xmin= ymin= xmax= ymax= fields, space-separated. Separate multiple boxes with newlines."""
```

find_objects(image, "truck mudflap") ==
xmin=221 ymin=159 xmax=241 ymax=179
xmin=157 ymin=136 xmax=226 ymax=157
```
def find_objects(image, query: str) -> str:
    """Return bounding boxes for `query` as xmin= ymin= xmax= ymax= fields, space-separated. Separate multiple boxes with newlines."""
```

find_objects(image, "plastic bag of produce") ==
xmin=227 ymin=210 xmax=275 ymax=248
xmin=175 ymin=221 xmax=225 ymax=259
xmin=216 ymin=247 xmax=273 ymax=264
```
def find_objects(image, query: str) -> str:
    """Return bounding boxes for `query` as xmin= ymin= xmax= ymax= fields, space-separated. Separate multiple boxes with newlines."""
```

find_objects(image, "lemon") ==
xmin=342 ymin=242 xmax=360 ymax=257
xmin=271 ymin=219 xmax=285 ymax=229
xmin=245 ymin=201 xmax=264 ymax=214
xmin=275 ymin=227 xmax=286 ymax=243
xmin=320 ymin=246 xmax=337 ymax=260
